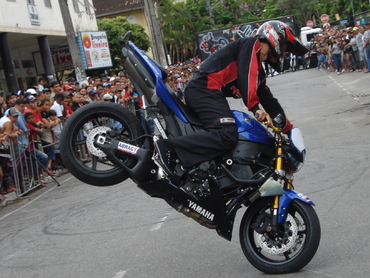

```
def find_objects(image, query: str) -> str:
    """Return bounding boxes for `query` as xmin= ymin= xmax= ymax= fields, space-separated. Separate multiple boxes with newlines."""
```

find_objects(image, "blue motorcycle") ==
xmin=60 ymin=33 xmax=320 ymax=274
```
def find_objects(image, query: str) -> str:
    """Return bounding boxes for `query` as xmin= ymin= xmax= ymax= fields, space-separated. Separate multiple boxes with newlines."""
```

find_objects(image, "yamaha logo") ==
xmin=188 ymin=200 xmax=215 ymax=221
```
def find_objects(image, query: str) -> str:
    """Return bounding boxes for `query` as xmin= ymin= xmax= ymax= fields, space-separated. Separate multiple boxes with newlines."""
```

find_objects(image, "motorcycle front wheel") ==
xmin=60 ymin=102 xmax=145 ymax=186
xmin=239 ymin=199 xmax=320 ymax=274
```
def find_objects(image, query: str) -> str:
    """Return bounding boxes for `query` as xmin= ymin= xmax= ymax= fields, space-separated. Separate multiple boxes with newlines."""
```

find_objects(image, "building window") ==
xmin=22 ymin=60 xmax=35 ymax=68
xmin=72 ymin=0 xmax=79 ymax=13
xmin=6 ymin=0 xmax=16 ymax=2
xmin=27 ymin=0 xmax=35 ymax=4
xmin=84 ymin=0 xmax=93 ymax=15
xmin=44 ymin=0 xmax=52 ymax=8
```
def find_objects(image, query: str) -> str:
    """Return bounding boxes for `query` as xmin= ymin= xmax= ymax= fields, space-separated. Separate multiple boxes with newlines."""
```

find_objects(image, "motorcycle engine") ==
xmin=216 ymin=160 xmax=254 ymax=189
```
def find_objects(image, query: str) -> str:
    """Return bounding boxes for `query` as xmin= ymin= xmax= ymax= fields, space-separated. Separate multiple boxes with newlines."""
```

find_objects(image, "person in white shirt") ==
xmin=362 ymin=23 xmax=370 ymax=73
xmin=50 ymin=93 xmax=65 ymax=167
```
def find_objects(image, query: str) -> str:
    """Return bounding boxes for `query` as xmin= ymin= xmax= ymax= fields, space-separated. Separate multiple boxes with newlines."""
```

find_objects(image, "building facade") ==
xmin=0 ymin=0 xmax=98 ymax=95
xmin=93 ymin=0 xmax=167 ymax=65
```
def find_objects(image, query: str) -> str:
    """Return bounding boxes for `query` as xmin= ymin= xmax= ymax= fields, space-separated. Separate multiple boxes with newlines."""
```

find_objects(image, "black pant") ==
xmin=169 ymin=87 xmax=238 ymax=168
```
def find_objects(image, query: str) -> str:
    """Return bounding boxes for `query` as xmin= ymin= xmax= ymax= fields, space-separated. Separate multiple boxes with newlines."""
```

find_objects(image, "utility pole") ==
xmin=58 ymin=0 xmax=87 ymax=83
xmin=144 ymin=0 xmax=167 ymax=66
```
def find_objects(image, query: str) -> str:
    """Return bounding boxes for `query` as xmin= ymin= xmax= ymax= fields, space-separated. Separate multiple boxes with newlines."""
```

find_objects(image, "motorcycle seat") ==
xmin=168 ymin=89 xmax=203 ymax=127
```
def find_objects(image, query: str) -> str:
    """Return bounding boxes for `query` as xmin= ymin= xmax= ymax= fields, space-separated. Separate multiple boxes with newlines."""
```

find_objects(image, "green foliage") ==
xmin=159 ymin=0 xmax=212 ymax=62
xmin=158 ymin=0 xmax=370 ymax=62
xmin=97 ymin=17 xmax=151 ymax=70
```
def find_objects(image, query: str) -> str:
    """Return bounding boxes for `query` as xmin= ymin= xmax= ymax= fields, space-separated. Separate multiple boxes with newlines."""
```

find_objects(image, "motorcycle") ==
xmin=60 ymin=33 xmax=320 ymax=274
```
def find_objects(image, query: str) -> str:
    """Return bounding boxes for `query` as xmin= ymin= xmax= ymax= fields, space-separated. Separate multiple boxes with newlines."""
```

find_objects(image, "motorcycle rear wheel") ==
xmin=239 ymin=199 xmax=320 ymax=274
xmin=60 ymin=102 xmax=145 ymax=186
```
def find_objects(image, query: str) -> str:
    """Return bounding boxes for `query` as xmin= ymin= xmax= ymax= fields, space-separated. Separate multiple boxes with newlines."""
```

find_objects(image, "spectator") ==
xmin=363 ymin=23 xmax=370 ymax=73
xmin=356 ymin=26 xmax=366 ymax=72
xmin=24 ymin=112 xmax=55 ymax=180
xmin=5 ymin=98 xmax=28 ymax=150
xmin=0 ymin=93 xmax=6 ymax=117
xmin=71 ymin=92 xmax=85 ymax=111
xmin=39 ymin=87 xmax=52 ymax=101
xmin=63 ymin=94 xmax=73 ymax=113
xmin=17 ymin=89 xmax=26 ymax=100
xmin=87 ymin=90 xmax=98 ymax=103
xmin=345 ymin=30 xmax=360 ymax=71
xmin=40 ymin=109 xmax=60 ymax=171
xmin=26 ymin=88 xmax=38 ymax=97
xmin=0 ymin=126 xmax=12 ymax=197
xmin=102 ymin=94 xmax=113 ymax=101
xmin=95 ymin=83 xmax=105 ymax=99
xmin=63 ymin=85 xmax=74 ymax=95
xmin=38 ymin=78 xmax=45 ymax=92
xmin=5 ymin=92 xmax=18 ymax=109
xmin=50 ymin=93 xmax=65 ymax=168
xmin=50 ymin=81 xmax=61 ymax=101
xmin=24 ymin=95 xmax=44 ymax=128
xmin=329 ymin=36 xmax=343 ymax=74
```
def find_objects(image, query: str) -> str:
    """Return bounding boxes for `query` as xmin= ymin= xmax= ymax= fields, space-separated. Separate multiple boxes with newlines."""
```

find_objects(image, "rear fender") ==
xmin=278 ymin=189 xmax=315 ymax=224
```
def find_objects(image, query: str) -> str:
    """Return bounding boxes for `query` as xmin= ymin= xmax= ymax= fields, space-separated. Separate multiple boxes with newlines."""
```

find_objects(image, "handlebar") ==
xmin=254 ymin=113 xmax=282 ymax=133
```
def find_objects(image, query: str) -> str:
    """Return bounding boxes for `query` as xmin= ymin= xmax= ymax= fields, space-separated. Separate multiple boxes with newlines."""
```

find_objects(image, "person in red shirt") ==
xmin=24 ymin=112 xmax=55 ymax=179
xmin=24 ymin=95 xmax=44 ymax=128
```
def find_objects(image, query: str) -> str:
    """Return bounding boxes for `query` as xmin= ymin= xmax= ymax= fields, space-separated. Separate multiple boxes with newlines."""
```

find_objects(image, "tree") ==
xmin=159 ymin=0 xmax=211 ymax=62
xmin=97 ymin=17 xmax=151 ymax=70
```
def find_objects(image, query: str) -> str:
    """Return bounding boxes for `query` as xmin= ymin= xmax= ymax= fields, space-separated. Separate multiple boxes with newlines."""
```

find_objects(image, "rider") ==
xmin=155 ymin=20 xmax=307 ymax=176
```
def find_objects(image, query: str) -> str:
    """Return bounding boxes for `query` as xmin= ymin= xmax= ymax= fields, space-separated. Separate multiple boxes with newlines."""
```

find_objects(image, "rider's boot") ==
xmin=154 ymin=138 xmax=177 ymax=176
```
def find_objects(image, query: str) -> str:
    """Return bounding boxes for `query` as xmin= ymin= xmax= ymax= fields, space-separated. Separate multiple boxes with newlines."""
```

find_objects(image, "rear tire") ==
xmin=60 ymin=102 xmax=145 ymax=186
xmin=239 ymin=199 xmax=320 ymax=274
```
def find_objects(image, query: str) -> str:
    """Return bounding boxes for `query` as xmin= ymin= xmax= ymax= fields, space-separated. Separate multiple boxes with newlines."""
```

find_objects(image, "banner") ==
xmin=196 ymin=15 xmax=298 ymax=61
xmin=79 ymin=31 xmax=113 ymax=69
xmin=51 ymin=46 xmax=74 ymax=72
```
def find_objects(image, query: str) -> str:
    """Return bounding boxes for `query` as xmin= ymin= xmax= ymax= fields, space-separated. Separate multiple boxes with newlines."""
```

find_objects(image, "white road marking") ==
xmin=322 ymin=69 xmax=363 ymax=104
xmin=112 ymin=270 xmax=127 ymax=278
xmin=150 ymin=212 xmax=170 ymax=231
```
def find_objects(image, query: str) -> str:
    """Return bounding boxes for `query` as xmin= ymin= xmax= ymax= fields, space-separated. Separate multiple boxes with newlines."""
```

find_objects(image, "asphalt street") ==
xmin=0 ymin=67 xmax=370 ymax=278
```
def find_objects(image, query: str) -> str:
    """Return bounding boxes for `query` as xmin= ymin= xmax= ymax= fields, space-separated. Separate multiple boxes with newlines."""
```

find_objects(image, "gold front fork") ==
xmin=272 ymin=140 xmax=284 ymax=210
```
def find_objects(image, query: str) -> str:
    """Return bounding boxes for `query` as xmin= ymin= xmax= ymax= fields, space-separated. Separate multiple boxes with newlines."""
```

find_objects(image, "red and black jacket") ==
xmin=188 ymin=37 xmax=293 ymax=133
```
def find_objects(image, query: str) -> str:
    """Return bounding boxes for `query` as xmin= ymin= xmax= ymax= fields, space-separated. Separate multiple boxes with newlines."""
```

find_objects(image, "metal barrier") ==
xmin=0 ymin=118 xmax=94 ymax=205
xmin=0 ymin=132 xmax=60 ymax=204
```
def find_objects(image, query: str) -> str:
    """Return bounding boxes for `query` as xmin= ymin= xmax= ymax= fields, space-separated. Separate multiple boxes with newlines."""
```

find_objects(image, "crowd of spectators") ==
xmin=0 ymin=73 xmax=154 ymax=200
xmin=305 ymin=23 xmax=370 ymax=74
xmin=164 ymin=57 xmax=202 ymax=100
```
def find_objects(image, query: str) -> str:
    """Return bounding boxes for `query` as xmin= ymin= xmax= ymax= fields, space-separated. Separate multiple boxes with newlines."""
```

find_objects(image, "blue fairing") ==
xmin=129 ymin=42 xmax=188 ymax=123
xmin=232 ymin=110 xmax=274 ymax=145
xmin=278 ymin=189 xmax=315 ymax=224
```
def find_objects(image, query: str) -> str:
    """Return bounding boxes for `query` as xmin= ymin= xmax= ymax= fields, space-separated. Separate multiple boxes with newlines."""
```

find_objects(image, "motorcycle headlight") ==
xmin=284 ymin=146 xmax=305 ymax=172
xmin=285 ymin=127 xmax=306 ymax=172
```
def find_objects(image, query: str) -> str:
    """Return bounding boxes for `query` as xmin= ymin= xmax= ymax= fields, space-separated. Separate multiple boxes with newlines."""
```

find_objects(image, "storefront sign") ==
xmin=51 ymin=46 xmax=74 ymax=72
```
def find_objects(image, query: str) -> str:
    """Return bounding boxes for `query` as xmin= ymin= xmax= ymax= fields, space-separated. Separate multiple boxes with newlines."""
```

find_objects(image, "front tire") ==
xmin=239 ymin=199 xmax=320 ymax=274
xmin=60 ymin=102 xmax=145 ymax=186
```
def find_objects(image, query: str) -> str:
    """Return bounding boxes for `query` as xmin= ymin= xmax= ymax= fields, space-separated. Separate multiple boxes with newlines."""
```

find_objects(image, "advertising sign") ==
xmin=79 ymin=31 xmax=112 ymax=69
xmin=28 ymin=5 xmax=40 ymax=26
